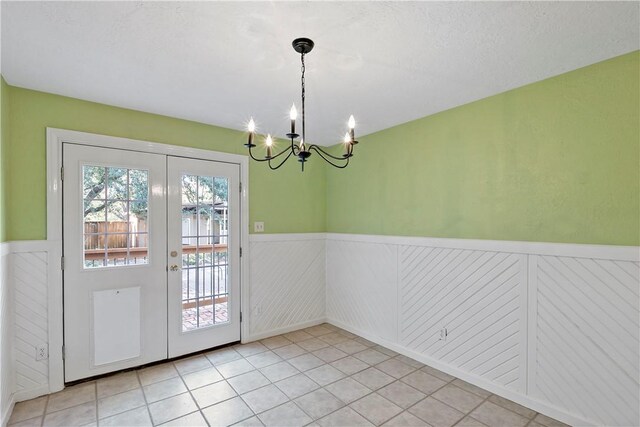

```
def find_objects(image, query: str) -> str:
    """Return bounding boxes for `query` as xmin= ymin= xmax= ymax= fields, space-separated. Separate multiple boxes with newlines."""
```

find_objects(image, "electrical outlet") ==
xmin=254 ymin=222 xmax=265 ymax=233
xmin=36 ymin=344 xmax=48 ymax=361
xmin=439 ymin=328 xmax=448 ymax=342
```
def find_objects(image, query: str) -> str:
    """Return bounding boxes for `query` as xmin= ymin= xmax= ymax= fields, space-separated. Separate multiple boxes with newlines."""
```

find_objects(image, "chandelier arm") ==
xmin=291 ymin=138 xmax=301 ymax=156
xmin=268 ymin=144 xmax=294 ymax=160
xmin=267 ymin=150 xmax=294 ymax=170
xmin=308 ymin=144 xmax=354 ymax=161
xmin=309 ymin=146 xmax=351 ymax=169
xmin=247 ymin=143 xmax=291 ymax=162
xmin=246 ymin=145 xmax=270 ymax=162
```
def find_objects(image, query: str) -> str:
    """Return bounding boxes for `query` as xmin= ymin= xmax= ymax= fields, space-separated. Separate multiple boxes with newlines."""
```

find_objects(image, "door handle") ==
xmin=169 ymin=265 xmax=180 ymax=271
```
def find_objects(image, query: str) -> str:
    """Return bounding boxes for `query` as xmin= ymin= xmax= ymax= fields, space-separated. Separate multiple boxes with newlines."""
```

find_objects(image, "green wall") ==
xmin=0 ymin=77 xmax=8 ymax=242
xmin=5 ymin=87 xmax=326 ymax=241
xmin=4 ymin=52 xmax=638 ymax=245
xmin=327 ymin=51 xmax=640 ymax=246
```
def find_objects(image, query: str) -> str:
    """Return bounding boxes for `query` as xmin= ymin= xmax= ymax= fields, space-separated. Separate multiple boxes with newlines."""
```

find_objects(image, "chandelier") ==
xmin=244 ymin=38 xmax=358 ymax=171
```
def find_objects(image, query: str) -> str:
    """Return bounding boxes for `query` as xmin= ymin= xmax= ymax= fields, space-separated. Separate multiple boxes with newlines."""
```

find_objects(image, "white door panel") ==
xmin=63 ymin=144 xmax=167 ymax=382
xmin=167 ymin=157 xmax=241 ymax=357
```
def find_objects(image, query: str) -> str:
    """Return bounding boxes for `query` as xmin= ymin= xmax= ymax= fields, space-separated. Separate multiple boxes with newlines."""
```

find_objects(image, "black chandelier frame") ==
xmin=244 ymin=38 xmax=358 ymax=171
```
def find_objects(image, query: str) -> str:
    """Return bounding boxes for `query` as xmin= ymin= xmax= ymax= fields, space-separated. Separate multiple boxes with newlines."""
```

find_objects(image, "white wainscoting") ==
xmin=5 ymin=233 xmax=639 ymax=427
xmin=1 ymin=242 xmax=15 ymax=427
xmin=326 ymin=233 xmax=639 ymax=427
xmin=326 ymin=240 xmax=398 ymax=343
xmin=246 ymin=234 xmax=326 ymax=341
xmin=10 ymin=242 xmax=51 ymax=403
xmin=530 ymin=255 xmax=639 ymax=427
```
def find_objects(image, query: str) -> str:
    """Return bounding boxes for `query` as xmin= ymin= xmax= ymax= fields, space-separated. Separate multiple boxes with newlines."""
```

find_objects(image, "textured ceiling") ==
xmin=1 ymin=1 xmax=638 ymax=145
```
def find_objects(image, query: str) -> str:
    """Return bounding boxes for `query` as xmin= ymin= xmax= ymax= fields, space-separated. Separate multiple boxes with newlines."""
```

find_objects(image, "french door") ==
xmin=167 ymin=156 xmax=240 ymax=358
xmin=63 ymin=144 xmax=240 ymax=382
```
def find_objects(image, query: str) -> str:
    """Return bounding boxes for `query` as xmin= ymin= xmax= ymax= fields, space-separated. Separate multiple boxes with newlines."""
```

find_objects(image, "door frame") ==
xmin=46 ymin=127 xmax=250 ymax=393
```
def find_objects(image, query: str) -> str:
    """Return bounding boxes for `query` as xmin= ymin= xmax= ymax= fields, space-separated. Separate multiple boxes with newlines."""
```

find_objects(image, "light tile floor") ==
xmin=8 ymin=324 xmax=569 ymax=427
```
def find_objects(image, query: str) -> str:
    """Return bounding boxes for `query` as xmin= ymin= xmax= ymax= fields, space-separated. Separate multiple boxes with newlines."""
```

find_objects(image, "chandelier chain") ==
xmin=301 ymin=52 xmax=306 ymax=143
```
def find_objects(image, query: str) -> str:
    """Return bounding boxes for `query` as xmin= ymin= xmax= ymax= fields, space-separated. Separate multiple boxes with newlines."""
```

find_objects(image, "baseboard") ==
xmin=242 ymin=317 xmax=326 ymax=343
xmin=326 ymin=318 xmax=594 ymax=427
xmin=13 ymin=386 xmax=50 ymax=405
xmin=1 ymin=394 xmax=15 ymax=427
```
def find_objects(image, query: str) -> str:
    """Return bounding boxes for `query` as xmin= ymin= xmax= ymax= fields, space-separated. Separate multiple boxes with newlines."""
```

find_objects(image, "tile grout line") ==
xmin=172 ymin=360 xmax=214 ymax=427
xmin=40 ymin=394 xmax=50 ymax=427
xmin=93 ymin=381 xmax=98 ymax=425
xmin=135 ymin=367 xmax=156 ymax=426
xmin=450 ymin=392 xmax=492 ymax=427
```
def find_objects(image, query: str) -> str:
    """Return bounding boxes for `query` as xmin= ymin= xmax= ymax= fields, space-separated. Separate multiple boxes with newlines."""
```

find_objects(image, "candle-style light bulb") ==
xmin=348 ymin=115 xmax=355 ymax=142
xmin=299 ymin=138 xmax=305 ymax=151
xmin=290 ymin=104 xmax=297 ymax=134
xmin=247 ymin=118 xmax=256 ymax=145
xmin=266 ymin=134 xmax=273 ymax=158
xmin=344 ymin=132 xmax=351 ymax=156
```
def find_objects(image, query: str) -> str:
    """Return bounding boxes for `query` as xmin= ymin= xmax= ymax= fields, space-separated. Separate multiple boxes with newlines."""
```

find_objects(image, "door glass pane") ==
xmin=83 ymin=166 xmax=149 ymax=268
xmin=181 ymin=174 xmax=229 ymax=331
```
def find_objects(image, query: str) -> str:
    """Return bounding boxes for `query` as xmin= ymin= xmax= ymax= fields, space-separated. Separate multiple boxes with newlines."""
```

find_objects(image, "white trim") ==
xmin=248 ymin=233 xmax=326 ymax=242
xmin=527 ymin=255 xmax=538 ymax=396
xmin=12 ymin=386 xmax=49 ymax=405
xmin=1 ymin=394 xmax=14 ymax=427
xmin=47 ymin=128 xmax=248 ymax=165
xmin=9 ymin=241 xmax=50 ymax=253
xmin=517 ymin=254 xmax=528 ymax=394
xmin=243 ymin=317 xmax=326 ymax=343
xmin=1 ymin=242 xmax=14 ymax=427
xmin=326 ymin=317 xmax=595 ymax=427
xmin=46 ymin=127 xmax=250 ymax=390
xmin=326 ymin=232 xmax=639 ymax=261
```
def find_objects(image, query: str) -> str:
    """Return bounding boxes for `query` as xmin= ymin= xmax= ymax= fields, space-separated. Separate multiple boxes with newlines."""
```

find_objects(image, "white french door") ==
xmin=63 ymin=143 xmax=241 ymax=382
xmin=167 ymin=157 xmax=240 ymax=358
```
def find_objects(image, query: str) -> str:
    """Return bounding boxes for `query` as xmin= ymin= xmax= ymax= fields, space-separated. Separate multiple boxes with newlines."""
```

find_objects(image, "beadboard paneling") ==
xmin=326 ymin=239 xmax=398 ymax=343
xmin=399 ymin=246 xmax=526 ymax=393
xmin=12 ymin=251 xmax=49 ymax=396
xmin=532 ymin=255 xmax=640 ymax=427
xmin=246 ymin=235 xmax=326 ymax=340
xmin=7 ymin=233 xmax=639 ymax=427
xmin=326 ymin=233 xmax=639 ymax=427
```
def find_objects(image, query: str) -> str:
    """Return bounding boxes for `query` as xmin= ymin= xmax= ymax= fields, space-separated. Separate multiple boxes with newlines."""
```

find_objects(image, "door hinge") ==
xmin=240 ymin=312 xmax=243 ymax=323
xmin=239 ymin=182 xmax=242 ymax=193
xmin=61 ymin=256 xmax=65 ymax=270
xmin=62 ymin=345 xmax=65 ymax=360
xmin=239 ymin=247 xmax=243 ymax=257
xmin=60 ymin=166 xmax=64 ymax=181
